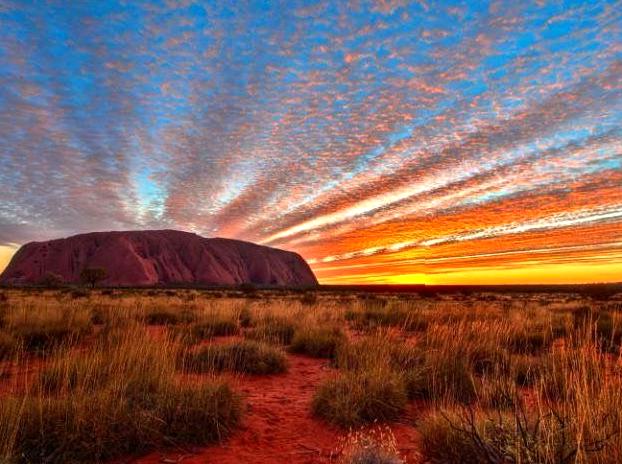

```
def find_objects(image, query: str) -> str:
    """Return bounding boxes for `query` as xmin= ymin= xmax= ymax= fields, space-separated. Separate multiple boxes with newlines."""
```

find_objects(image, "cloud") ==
xmin=0 ymin=0 xmax=620 ymax=283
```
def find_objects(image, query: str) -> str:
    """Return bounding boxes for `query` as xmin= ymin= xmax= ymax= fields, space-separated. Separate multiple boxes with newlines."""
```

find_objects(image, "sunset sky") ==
xmin=1 ymin=0 xmax=621 ymax=284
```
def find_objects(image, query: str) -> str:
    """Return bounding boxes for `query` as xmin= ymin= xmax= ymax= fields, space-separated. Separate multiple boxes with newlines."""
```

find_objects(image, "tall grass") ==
xmin=1 ymin=289 xmax=621 ymax=463
xmin=0 ymin=313 xmax=242 ymax=463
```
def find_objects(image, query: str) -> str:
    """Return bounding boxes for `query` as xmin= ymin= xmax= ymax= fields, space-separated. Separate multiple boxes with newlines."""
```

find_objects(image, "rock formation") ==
xmin=0 ymin=230 xmax=318 ymax=287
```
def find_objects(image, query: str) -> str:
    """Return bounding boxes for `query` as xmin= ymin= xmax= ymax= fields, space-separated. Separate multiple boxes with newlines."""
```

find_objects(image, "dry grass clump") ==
xmin=345 ymin=300 xmax=428 ymax=332
xmin=174 ymin=317 xmax=239 ymax=344
xmin=144 ymin=306 xmax=196 ymax=325
xmin=2 ymin=289 xmax=621 ymax=463
xmin=245 ymin=316 xmax=297 ymax=345
xmin=289 ymin=326 xmax=346 ymax=358
xmin=2 ymin=381 xmax=240 ymax=463
xmin=238 ymin=305 xmax=254 ymax=327
xmin=0 ymin=330 xmax=18 ymax=360
xmin=312 ymin=368 xmax=407 ymax=427
xmin=183 ymin=340 xmax=288 ymax=375
xmin=508 ymin=326 xmax=553 ymax=354
xmin=419 ymin=408 xmax=575 ymax=464
xmin=0 ymin=326 xmax=242 ymax=463
xmin=331 ymin=331 xmax=478 ymax=405
xmin=594 ymin=311 xmax=622 ymax=353
xmin=512 ymin=354 xmax=546 ymax=387
xmin=420 ymin=403 xmax=618 ymax=464
xmin=338 ymin=426 xmax=403 ymax=464
xmin=404 ymin=346 xmax=477 ymax=404
xmin=4 ymin=305 xmax=93 ymax=353
xmin=420 ymin=336 xmax=622 ymax=464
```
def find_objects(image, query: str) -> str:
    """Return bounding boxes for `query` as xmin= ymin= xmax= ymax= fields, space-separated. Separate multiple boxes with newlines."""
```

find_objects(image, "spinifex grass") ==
xmin=0 ymin=289 xmax=621 ymax=463
xmin=0 ymin=321 xmax=241 ymax=463
xmin=183 ymin=339 xmax=288 ymax=375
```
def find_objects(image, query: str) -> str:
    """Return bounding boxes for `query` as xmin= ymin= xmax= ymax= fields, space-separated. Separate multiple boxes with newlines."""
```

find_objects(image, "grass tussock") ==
xmin=2 ymin=289 xmax=622 ymax=463
xmin=4 ymin=305 xmax=93 ymax=353
xmin=345 ymin=300 xmax=429 ymax=331
xmin=0 ymin=330 xmax=18 ymax=360
xmin=312 ymin=368 xmax=407 ymax=427
xmin=420 ymin=404 xmax=619 ymax=464
xmin=183 ymin=340 xmax=288 ymax=375
xmin=0 ymin=324 xmax=242 ymax=463
xmin=144 ymin=307 xmax=196 ymax=325
xmin=245 ymin=316 xmax=297 ymax=345
xmin=174 ymin=318 xmax=239 ymax=344
xmin=289 ymin=326 xmax=345 ymax=358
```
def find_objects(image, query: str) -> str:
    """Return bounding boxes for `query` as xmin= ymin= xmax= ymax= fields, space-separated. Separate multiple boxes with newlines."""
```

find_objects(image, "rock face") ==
xmin=0 ymin=230 xmax=318 ymax=287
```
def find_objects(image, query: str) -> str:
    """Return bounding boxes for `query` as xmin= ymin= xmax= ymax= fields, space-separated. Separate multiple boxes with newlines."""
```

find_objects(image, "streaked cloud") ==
xmin=0 ymin=0 xmax=620 ymax=283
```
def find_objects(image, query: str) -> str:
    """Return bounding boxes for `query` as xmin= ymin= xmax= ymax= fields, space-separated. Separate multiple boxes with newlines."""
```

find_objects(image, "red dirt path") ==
xmin=128 ymin=354 xmax=421 ymax=464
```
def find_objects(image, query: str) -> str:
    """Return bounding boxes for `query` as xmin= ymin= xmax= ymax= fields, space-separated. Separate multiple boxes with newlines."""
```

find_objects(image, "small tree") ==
xmin=40 ymin=272 xmax=64 ymax=288
xmin=80 ymin=267 xmax=107 ymax=289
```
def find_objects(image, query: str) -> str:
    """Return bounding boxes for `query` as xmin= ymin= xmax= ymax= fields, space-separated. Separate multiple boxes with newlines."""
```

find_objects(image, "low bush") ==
xmin=183 ymin=340 xmax=288 ymax=375
xmin=70 ymin=289 xmax=90 ymax=299
xmin=299 ymin=292 xmax=318 ymax=306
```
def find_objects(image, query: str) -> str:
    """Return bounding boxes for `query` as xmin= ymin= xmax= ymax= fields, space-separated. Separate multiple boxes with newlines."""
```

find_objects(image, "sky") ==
xmin=0 ymin=0 xmax=621 ymax=284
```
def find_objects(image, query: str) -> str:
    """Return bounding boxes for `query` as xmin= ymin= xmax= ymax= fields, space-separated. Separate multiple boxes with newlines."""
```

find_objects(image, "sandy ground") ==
xmin=126 ymin=352 xmax=421 ymax=464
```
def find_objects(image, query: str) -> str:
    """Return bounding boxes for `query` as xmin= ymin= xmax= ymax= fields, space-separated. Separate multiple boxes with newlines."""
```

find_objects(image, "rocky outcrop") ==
xmin=0 ymin=230 xmax=318 ymax=287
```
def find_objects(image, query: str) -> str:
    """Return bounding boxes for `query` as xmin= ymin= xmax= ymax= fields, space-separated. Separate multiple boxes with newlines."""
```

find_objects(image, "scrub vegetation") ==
xmin=0 ymin=288 xmax=621 ymax=463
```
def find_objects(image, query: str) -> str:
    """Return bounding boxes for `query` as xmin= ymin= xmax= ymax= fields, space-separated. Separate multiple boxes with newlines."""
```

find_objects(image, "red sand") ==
xmin=128 ymin=354 xmax=422 ymax=464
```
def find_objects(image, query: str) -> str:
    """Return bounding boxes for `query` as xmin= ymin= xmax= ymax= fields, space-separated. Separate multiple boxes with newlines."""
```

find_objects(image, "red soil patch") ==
xmin=128 ymin=353 xmax=422 ymax=464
